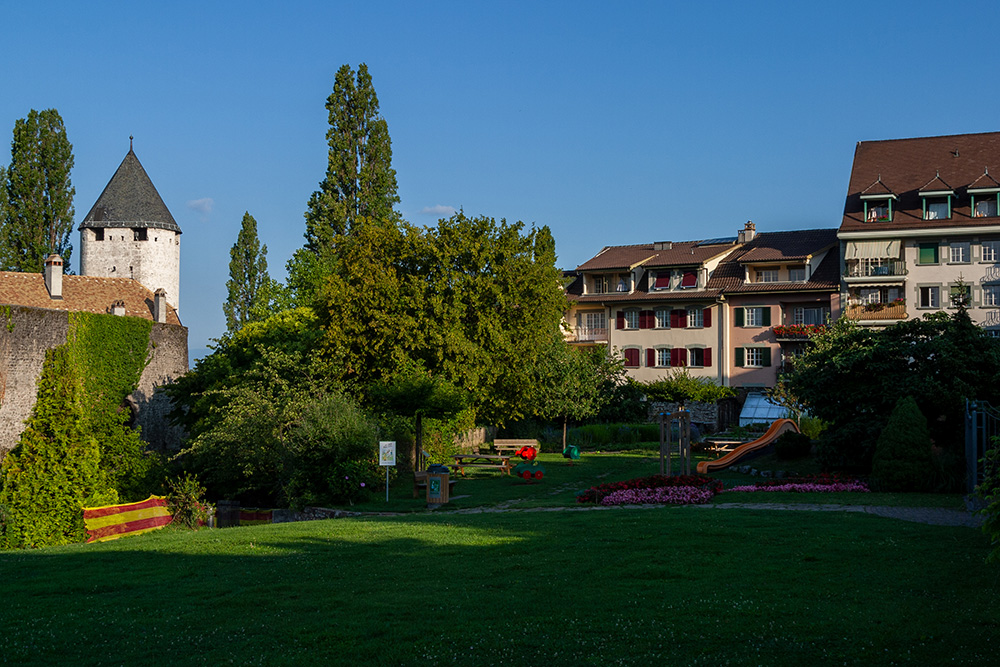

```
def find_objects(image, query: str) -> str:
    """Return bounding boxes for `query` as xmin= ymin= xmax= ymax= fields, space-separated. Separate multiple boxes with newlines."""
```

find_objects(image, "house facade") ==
xmin=566 ymin=222 xmax=840 ymax=389
xmin=839 ymin=132 xmax=1000 ymax=334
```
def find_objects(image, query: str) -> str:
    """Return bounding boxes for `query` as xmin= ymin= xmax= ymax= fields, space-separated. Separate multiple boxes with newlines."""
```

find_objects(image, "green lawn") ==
xmin=1 ymin=506 xmax=995 ymax=666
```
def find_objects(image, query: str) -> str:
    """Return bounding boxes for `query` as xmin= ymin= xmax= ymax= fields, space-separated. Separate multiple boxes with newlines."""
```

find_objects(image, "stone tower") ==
xmin=78 ymin=144 xmax=182 ymax=310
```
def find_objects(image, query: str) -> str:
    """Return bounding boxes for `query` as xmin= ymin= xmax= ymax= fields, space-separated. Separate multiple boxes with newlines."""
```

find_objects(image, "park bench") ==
xmin=450 ymin=453 xmax=511 ymax=476
xmin=492 ymin=439 xmax=540 ymax=457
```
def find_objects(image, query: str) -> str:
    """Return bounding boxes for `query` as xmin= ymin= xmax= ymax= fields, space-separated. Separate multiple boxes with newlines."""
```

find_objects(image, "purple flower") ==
xmin=360 ymin=482 xmax=366 ymax=488
xmin=344 ymin=476 xmax=349 ymax=480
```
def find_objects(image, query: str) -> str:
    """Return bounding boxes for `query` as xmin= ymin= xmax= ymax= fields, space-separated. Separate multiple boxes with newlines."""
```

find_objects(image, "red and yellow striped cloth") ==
xmin=83 ymin=495 xmax=174 ymax=543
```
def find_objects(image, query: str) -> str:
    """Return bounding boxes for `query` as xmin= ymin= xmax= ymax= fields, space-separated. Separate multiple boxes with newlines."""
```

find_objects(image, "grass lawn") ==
xmin=1 ymin=507 xmax=996 ymax=666
xmin=345 ymin=449 xmax=967 ymax=513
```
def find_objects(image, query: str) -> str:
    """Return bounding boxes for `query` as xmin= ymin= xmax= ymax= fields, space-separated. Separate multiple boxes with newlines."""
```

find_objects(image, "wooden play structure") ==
xmin=658 ymin=408 xmax=693 ymax=476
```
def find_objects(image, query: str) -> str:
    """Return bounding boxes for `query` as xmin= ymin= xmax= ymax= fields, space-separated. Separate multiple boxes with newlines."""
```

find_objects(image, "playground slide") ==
xmin=696 ymin=419 xmax=800 ymax=474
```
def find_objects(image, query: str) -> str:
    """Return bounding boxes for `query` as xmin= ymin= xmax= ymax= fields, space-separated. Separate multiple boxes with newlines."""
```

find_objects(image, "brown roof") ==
xmin=572 ymin=288 xmax=722 ymax=305
xmin=0 ymin=271 xmax=182 ymax=326
xmin=918 ymin=173 xmax=953 ymax=193
xmin=968 ymin=169 xmax=1000 ymax=192
xmin=707 ymin=230 xmax=840 ymax=293
xmin=575 ymin=240 xmax=737 ymax=271
xmin=861 ymin=178 xmax=895 ymax=197
xmin=841 ymin=131 xmax=1000 ymax=233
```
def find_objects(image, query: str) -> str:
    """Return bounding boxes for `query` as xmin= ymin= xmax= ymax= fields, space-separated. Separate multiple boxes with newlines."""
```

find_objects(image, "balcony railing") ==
xmin=571 ymin=326 xmax=608 ymax=343
xmin=844 ymin=259 xmax=907 ymax=279
xmin=772 ymin=324 xmax=827 ymax=341
xmin=845 ymin=301 xmax=907 ymax=321
xmin=982 ymin=264 xmax=1000 ymax=283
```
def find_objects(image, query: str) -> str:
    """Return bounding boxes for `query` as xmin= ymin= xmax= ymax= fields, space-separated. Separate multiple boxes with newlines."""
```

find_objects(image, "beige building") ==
xmin=839 ymin=131 xmax=1000 ymax=334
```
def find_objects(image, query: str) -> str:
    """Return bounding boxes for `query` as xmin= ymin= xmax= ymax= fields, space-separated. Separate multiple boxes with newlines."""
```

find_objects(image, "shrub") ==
xmin=870 ymin=396 xmax=936 ymax=492
xmin=167 ymin=474 xmax=210 ymax=529
xmin=774 ymin=431 xmax=812 ymax=460
xmin=977 ymin=438 xmax=1000 ymax=562
xmin=798 ymin=414 xmax=828 ymax=440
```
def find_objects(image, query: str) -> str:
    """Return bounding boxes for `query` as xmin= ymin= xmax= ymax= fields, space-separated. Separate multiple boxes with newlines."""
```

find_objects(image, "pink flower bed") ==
xmin=727 ymin=481 xmax=869 ymax=493
xmin=599 ymin=485 xmax=716 ymax=506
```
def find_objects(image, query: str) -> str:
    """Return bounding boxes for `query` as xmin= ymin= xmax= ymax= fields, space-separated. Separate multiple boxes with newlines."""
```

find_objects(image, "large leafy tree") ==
xmin=775 ymin=310 xmax=1000 ymax=478
xmin=0 ymin=108 xmax=75 ymax=272
xmin=316 ymin=212 xmax=567 ymax=424
xmin=299 ymin=63 xmax=399 ymax=264
xmin=223 ymin=212 xmax=282 ymax=333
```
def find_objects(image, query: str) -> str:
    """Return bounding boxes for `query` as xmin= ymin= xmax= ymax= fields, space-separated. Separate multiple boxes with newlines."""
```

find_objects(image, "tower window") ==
xmin=133 ymin=228 xmax=148 ymax=241
xmin=94 ymin=228 xmax=104 ymax=241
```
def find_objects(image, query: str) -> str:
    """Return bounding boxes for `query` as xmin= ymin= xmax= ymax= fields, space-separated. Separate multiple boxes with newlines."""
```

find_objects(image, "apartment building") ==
xmin=839 ymin=132 xmax=1000 ymax=334
xmin=565 ymin=222 xmax=840 ymax=388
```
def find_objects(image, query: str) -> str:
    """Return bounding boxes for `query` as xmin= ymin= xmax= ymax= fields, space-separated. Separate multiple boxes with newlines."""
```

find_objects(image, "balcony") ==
xmin=844 ymin=259 xmax=907 ymax=281
xmin=772 ymin=324 xmax=827 ymax=341
xmin=844 ymin=301 xmax=907 ymax=322
xmin=570 ymin=326 xmax=608 ymax=343
xmin=982 ymin=264 xmax=1000 ymax=284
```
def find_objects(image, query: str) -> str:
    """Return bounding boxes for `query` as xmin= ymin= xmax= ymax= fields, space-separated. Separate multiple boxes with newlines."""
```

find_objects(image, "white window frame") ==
xmin=983 ymin=241 xmax=1000 ymax=263
xmin=755 ymin=269 xmax=779 ymax=283
xmin=745 ymin=348 xmax=764 ymax=367
xmin=984 ymin=285 xmax=1000 ymax=307
xmin=950 ymin=242 xmax=970 ymax=264
xmin=656 ymin=348 xmax=671 ymax=367
xmin=624 ymin=310 xmax=639 ymax=329
xmin=686 ymin=307 xmax=703 ymax=328
xmin=745 ymin=307 xmax=763 ymax=327
xmin=788 ymin=266 xmax=806 ymax=281
xmin=688 ymin=348 xmax=706 ymax=368
xmin=919 ymin=286 xmax=940 ymax=309
xmin=655 ymin=309 xmax=670 ymax=329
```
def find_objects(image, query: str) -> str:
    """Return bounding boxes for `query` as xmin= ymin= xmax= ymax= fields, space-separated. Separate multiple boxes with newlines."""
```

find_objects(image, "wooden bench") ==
xmin=492 ymin=439 xmax=540 ymax=457
xmin=450 ymin=453 xmax=511 ymax=476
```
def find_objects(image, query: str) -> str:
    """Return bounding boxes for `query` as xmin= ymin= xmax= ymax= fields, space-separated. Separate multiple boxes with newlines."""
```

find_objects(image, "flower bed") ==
xmin=576 ymin=474 xmax=722 ymax=504
xmin=600 ymin=486 xmax=716 ymax=506
xmin=726 ymin=474 xmax=869 ymax=493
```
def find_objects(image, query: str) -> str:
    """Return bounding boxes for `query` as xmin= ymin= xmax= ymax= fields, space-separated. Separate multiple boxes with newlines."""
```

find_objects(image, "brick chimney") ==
xmin=44 ymin=254 xmax=63 ymax=299
xmin=154 ymin=288 xmax=168 ymax=323
xmin=738 ymin=220 xmax=756 ymax=244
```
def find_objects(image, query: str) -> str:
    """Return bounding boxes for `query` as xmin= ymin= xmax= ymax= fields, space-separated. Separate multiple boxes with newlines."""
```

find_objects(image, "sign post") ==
xmin=379 ymin=441 xmax=396 ymax=502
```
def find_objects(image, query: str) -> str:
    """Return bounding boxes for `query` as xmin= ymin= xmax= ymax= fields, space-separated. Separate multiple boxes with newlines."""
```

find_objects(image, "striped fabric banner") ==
xmin=83 ymin=495 xmax=173 ymax=543
xmin=238 ymin=509 xmax=273 ymax=526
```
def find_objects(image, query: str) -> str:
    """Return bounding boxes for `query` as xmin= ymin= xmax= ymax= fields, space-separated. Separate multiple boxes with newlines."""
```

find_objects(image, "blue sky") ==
xmin=3 ymin=1 xmax=998 ymax=358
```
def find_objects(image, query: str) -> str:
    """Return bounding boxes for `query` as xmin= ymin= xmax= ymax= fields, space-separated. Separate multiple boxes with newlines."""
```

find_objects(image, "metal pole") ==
xmin=659 ymin=413 xmax=665 ymax=475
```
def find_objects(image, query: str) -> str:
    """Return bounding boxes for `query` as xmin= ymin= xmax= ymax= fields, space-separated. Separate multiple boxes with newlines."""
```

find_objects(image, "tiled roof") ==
xmin=575 ymin=240 xmax=737 ymax=271
xmin=735 ymin=229 xmax=837 ymax=263
xmin=968 ymin=169 xmax=1000 ymax=191
xmin=572 ymin=288 xmax=722 ymax=304
xmin=841 ymin=131 xmax=1000 ymax=233
xmin=709 ymin=245 xmax=840 ymax=294
xmin=79 ymin=149 xmax=181 ymax=233
xmin=918 ymin=173 xmax=953 ymax=193
xmin=861 ymin=178 xmax=895 ymax=197
xmin=0 ymin=271 xmax=182 ymax=326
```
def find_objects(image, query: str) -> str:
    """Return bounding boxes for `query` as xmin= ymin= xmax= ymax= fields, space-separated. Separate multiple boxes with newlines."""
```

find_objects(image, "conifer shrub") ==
xmin=774 ymin=430 xmax=812 ymax=460
xmin=167 ymin=473 xmax=210 ymax=529
xmin=0 ymin=346 xmax=118 ymax=549
xmin=977 ymin=438 xmax=1000 ymax=562
xmin=870 ymin=395 xmax=936 ymax=492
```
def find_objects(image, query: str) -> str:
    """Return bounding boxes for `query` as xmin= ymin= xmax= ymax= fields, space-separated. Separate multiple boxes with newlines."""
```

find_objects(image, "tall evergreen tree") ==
xmin=224 ymin=212 xmax=276 ymax=333
xmin=0 ymin=109 xmax=75 ymax=272
xmin=304 ymin=63 xmax=399 ymax=257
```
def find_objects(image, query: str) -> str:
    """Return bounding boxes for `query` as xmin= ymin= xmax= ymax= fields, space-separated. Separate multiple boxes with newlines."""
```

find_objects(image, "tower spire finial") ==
xmin=129 ymin=135 xmax=133 ymax=151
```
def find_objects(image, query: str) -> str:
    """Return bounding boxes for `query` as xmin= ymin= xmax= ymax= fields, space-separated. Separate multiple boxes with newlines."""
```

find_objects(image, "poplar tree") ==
xmin=224 ymin=212 xmax=275 ymax=333
xmin=304 ymin=63 xmax=399 ymax=258
xmin=0 ymin=109 xmax=75 ymax=272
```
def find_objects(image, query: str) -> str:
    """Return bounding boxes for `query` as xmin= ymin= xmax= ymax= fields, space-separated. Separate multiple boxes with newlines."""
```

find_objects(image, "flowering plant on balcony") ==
xmin=772 ymin=324 xmax=827 ymax=338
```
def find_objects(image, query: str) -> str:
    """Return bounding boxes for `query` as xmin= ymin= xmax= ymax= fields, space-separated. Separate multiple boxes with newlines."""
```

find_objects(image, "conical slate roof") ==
xmin=79 ymin=148 xmax=181 ymax=233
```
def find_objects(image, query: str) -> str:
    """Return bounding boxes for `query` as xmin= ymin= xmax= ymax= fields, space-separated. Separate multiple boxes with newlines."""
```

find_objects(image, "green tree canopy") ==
xmin=224 ymin=212 xmax=283 ymax=333
xmin=315 ymin=212 xmax=567 ymax=424
xmin=774 ymin=310 xmax=1000 ymax=476
xmin=0 ymin=108 xmax=75 ymax=272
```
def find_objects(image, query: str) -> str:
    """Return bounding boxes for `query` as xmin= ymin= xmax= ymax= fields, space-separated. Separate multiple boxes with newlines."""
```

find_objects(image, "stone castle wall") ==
xmin=80 ymin=228 xmax=181 ymax=310
xmin=0 ymin=306 xmax=187 ymax=459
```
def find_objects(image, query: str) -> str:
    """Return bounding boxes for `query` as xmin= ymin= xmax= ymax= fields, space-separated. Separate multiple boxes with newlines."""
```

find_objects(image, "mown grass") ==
xmin=1 ymin=506 xmax=995 ymax=666
xmin=346 ymin=449 xmax=966 ymax=513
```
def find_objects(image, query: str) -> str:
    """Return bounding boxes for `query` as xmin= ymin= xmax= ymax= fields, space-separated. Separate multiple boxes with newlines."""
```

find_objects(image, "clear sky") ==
xmin=3 ymin=0 xmax=998 ymax=358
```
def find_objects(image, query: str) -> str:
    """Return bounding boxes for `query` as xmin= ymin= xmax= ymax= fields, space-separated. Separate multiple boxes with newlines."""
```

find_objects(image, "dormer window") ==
xmin=974 ymin=197 xmax=998 ymax=218
xmin=860 ymin=177 xmax=896 ymax=223
xmin=679 ymin=271 xmax=697 ymax=289
xmin=652 ymin=272 xmax=671 ymax=290
xmin=919 ymin=173 xmax=954 ymax=221
xmin=755 ymin=269 xmax=778 ymax=283
xmin=924 ymin=197 xmax=951 ymax=220
xmin=968 ymin=168 xmax=1000 ymax=218
xmin=788 ymin=265 xmax=806 ymax=281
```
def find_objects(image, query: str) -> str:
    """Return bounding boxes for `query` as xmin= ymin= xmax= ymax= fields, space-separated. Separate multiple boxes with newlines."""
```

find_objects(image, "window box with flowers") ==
xmin=772 ymin=324 xmax=828 ymax=340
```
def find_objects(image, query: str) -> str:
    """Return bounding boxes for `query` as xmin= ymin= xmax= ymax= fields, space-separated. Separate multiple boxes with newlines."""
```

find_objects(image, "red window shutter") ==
xmin=640 ymin=310 xmax=654 ymax=329
xmin=703 ymin=348 xmax=712 ymax=367
xmin=616 ymin=311 xmax=625 ymax=329
xmin=677 ymin=309 xmax=688 ymax=328
xmin=624 ymin=348 xmax=639 ymax=367
xmin=702 ymin=307 xmax=712 ymax=328
xmin=646 ymin=348 xmax=656 ymax=367
xmin=671 ymin=348 xmax=688 ymax=366
xmin=653 ymin=275 xmax=671 ymax=289
xmin=669 ymin=310 xmax=679 ymax=328
xmin=681 ymin=271 xmax=697 ymax=288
